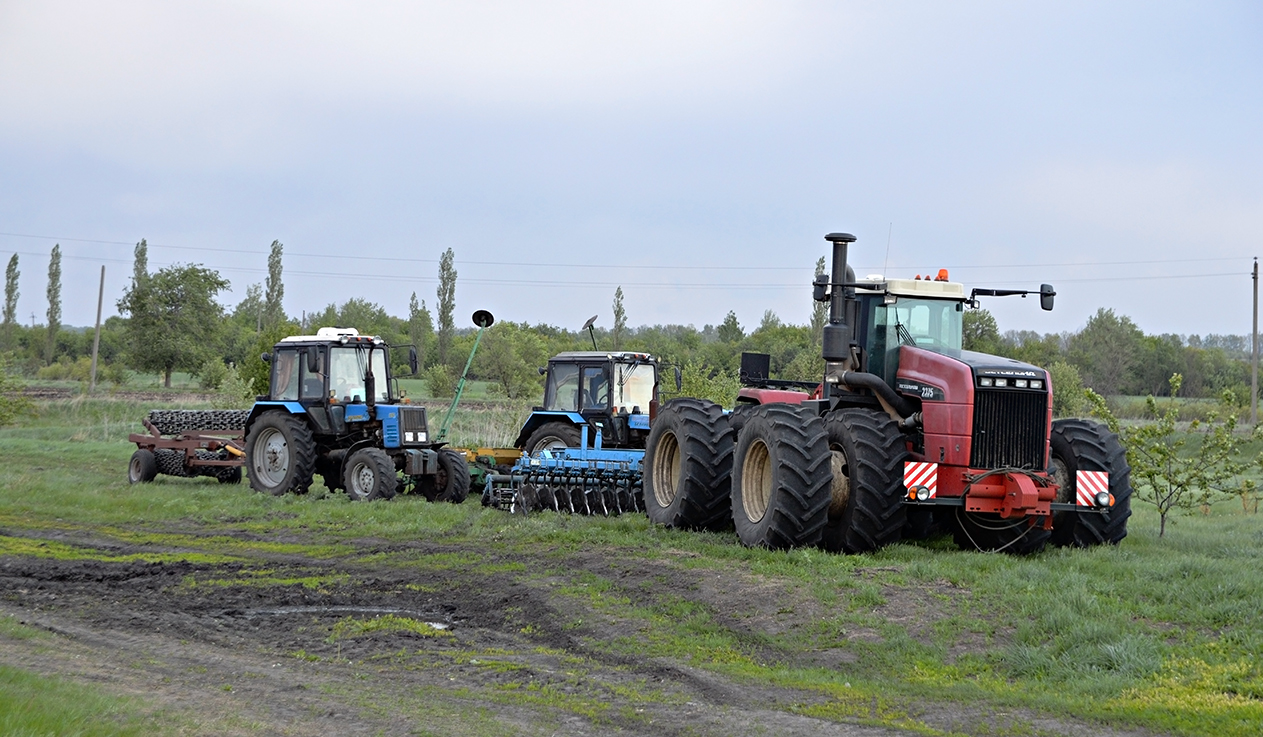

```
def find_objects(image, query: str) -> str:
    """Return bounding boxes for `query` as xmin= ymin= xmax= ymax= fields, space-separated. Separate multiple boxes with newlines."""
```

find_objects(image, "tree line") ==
xmin=0 ymin=243 xmax=1258 ymax=412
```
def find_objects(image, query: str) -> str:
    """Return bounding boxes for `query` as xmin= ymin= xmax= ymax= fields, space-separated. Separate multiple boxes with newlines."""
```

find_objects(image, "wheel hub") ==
xmin=741 ymin=439 xmax=772 ymax=523
xmin=254 ymin=429 xmax=289 ymax=485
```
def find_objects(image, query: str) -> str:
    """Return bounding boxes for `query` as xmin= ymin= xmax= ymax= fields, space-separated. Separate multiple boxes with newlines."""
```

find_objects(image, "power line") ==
xmin=1 ymin=229 xmax=1251 ymax=273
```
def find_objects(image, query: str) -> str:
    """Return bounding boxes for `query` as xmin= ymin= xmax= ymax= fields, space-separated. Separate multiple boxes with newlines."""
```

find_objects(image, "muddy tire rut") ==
xmin=0 ymin=540 xmax=1157 ymax=737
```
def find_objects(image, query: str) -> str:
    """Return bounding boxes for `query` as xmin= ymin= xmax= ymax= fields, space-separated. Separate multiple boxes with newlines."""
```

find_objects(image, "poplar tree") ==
xmin=612 ymin=286 xmax=627 ymax=350
xmin=263 ymin=240 xmax=285 ymax=327
xmin=436 ymin=248 xmax=456 ymax=367
xmin=45 ymin=244 xmax=61 ymax=363
xmin=2 ymin=254 xmax=17 ymax=348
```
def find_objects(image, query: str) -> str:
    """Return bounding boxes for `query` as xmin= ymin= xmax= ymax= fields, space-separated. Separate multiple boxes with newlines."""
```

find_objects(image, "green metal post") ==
xmin=437 ymin=317 xmax=490 ymax=442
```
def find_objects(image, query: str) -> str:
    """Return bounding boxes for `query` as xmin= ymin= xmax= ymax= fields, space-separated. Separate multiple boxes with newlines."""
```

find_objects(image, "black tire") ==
xmin=523 ymin=422 xmax=582 ymax=456
xmin=430 ymin=449 xmax=471 ymax=503
xmin=818 ymin=409 xmax=909 ymax=553
xmin=642 ymin=398 xmax=734 ymax=531
xmin=153 ymin=449 xmax=189 ymax=477
xmin=951 ymin=509 xmax=1050 ymax=555
xmin=128 ymin=450 xmax=158 ymax=484
xmin=217 ymin=466 xmax=243 ymax=485
xmin=730 ymin=403 xmax=831 ymax=549
xmin=1049 ymin=419 xmax=1132 ymax=547
xmin=244 ymin=412 xmax=317 ymax=496
xmin=343 ymin=447 xmax=397 ymax=501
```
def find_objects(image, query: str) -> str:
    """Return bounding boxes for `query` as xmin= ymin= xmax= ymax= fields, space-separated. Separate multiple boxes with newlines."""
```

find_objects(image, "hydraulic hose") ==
xmin=836 ymin=371 xmax=917 ymax=418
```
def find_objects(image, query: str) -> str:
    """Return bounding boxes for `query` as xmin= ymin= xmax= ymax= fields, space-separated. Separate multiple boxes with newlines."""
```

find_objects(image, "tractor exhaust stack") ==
xmin=822 ymin=232 xmax=857 ymax=364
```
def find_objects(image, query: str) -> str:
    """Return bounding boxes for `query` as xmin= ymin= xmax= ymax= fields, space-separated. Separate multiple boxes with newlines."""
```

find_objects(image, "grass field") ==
xmin=1 ymin=397 xmax=1261 ymax=735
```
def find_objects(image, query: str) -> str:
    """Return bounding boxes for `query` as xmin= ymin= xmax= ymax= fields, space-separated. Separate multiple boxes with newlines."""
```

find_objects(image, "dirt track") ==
xmin=0 ymin=527 xmax=1157 ymax=736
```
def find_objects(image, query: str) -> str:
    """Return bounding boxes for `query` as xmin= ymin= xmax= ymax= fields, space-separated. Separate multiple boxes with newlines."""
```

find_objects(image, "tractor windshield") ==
xmin=329 ymin=346 xmax=389 ymax=403
xmin=614 ymin=362 xmax=654 ymax=414
xmin=866 ymin=297 xmax=963 ymax=383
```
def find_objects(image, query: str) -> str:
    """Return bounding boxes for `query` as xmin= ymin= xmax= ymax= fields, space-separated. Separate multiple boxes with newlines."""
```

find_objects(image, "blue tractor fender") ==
xmin=513 ymin=410 xmax=586 ymax=449
xmin=244 ymin=401 xmax=307 ymax=433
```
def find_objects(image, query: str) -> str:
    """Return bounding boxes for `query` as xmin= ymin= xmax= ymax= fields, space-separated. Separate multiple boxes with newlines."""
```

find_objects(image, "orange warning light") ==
xmin=936 ymin=269 xmax=949 ymax=282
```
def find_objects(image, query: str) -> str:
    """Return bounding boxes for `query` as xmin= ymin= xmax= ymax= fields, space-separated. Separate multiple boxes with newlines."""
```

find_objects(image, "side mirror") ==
xmin=538 ymin=366 xmax=547 ymax=376
xmin=812 ymin=274 xmax=829 ymax=302
xmin=1040 ymin=284 xmax=1056 ymax=311
xmin=674 ymin=366 xmax=683 ymax=392
xmin=408 ymin=346 xmax=419 ymax=375
xmin=306 ymin=349 xmax=320 ymax=375
xmin=261 ymin=352 xmax=272 ymax=364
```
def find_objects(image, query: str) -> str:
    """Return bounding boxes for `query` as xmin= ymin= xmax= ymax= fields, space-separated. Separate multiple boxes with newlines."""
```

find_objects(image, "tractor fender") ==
xmin=244 ymin=401 xmax=306 ymax=432
xmin=513 ymin=411 xmax=586 ymax=449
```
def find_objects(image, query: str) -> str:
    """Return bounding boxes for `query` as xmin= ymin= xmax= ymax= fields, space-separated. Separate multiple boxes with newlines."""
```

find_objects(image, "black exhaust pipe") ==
xmin=822 ymin=232 xmax=856 ymax=363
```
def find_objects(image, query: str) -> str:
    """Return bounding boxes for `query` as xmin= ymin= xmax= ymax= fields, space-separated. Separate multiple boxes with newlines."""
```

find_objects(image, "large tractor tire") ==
xmin=951 ymin=510 xmax=1051 ymax=554
xmin=730 ymin=403 xmax=831 ymax=549
xmin=642 ymin=398 xmax=734 ymax=531
xmin=818 ymin=409 xmax=909 ymax=553
xmin=421 ymin=449 xmax=471 ymax=503
xmin=1049 ymin=419 xmax=1132 ymax=547
xmin=244 ymin=412 xmax=317 ymax=496
xmin=128 ymin=449 xmax=158 ymax=484
xmin=524 ymin=422 xmax=582 ymax=456
xmin=343 ymin=447 xmax=397 ymax=501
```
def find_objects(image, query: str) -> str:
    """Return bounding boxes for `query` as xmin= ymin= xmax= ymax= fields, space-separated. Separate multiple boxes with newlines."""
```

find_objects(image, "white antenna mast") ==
xmin=882 ymin=222 xmax=893 ymax=278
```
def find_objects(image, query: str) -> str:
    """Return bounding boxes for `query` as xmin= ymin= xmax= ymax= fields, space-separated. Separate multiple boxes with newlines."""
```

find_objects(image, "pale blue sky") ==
xmin=1 ymin=1 xmax=1260 ymax=338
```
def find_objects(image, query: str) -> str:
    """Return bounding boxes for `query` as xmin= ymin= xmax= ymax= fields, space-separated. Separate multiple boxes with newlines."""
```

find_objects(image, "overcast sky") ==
xmin=1 ymin=1 xmax=1260 ymax=339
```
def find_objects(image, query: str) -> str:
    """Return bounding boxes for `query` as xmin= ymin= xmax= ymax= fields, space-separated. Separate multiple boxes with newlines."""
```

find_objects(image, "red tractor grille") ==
xmin=970 ymin=390 xmax=1048 ymax=470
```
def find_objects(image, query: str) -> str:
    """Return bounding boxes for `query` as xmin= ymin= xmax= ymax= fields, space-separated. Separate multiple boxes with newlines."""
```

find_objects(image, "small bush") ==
xmin=426 ymin=364 xmax=459 ymax=398
xmin=197 ymin=358 xmax=230 ymax=391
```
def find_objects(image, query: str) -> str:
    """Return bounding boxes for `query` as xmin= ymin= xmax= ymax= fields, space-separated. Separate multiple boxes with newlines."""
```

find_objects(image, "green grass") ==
xmin=3 ymin=397 xmax=1263 ymax=735
xmin=0 ymin=665 xmax=161 ymax=737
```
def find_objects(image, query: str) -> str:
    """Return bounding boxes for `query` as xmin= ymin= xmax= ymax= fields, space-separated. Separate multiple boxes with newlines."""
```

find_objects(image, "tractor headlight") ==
xmin=1015 ymin=379 xmax=1028 ymax=388
xmin=1030 ymin=380 xmax=1043 ymax=390
xmin=914 ymin=486 xmax=931 ymax=501
xmin=979 ymin=377 xmax=994 ymax=387
xmin=994 ymin=378 xmax=1008 ymax=387
xmin=1095 ymin=490 xmax=1111 ymax=507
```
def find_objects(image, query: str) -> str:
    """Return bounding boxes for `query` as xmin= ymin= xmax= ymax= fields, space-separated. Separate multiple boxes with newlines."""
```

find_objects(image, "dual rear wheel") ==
xmin=643 ymin=400 xmax=908 ymax=552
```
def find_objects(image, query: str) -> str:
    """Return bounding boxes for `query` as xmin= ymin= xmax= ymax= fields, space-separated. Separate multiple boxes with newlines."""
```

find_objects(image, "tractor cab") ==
xmin=514 ymin=351 xmax=661 ymax=454
xmin=849 ymin=277 xmax=967 ymax=385
xmin=256 ymin=327 xmax=424 ymax=441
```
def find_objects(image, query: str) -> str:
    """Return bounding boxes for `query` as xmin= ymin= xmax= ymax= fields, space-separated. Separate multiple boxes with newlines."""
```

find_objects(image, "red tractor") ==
xmin=643 ymin=232 xmax=1130 ymax=554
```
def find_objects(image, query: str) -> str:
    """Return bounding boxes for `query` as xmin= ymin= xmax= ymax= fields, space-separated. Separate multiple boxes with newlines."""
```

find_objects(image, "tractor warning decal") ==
xmin=904 ymin=461 xmax=938 ymax=498
xmin=1075 ymin=470 xmax=1110 ymax=506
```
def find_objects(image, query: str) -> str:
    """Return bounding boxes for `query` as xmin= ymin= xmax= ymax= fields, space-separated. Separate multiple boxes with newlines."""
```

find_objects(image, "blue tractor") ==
xmin=513 ymin=351 xmax=663 ymax=456
xmin=243 ymin=327 xmax=470 ymax=502
xmin=483 ymin=350 xmax=677 ymax=514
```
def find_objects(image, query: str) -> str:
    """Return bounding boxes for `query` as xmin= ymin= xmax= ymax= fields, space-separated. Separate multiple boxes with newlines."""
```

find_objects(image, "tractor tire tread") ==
xmin=1049 ymin=418 xmax=1132 ymax=546
xmin=820 ymin=409 xmax=909 ymax=553
xmin=643 ymin=398 xmax=734 ymax=531
xmin=731 ymin=403 xmax=832 ymax=549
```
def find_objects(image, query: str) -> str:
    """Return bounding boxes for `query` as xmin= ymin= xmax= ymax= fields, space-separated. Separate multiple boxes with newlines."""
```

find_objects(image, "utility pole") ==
xmin=90 ymin=265 xmax=105 ymax=393
xmin=1252 ymin=258 xmax=1258 ymax=425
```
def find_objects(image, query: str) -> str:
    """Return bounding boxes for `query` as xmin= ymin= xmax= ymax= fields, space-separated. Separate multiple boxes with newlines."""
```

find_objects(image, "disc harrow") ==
xmin=481 ymin=429 xmax=645 ymax=516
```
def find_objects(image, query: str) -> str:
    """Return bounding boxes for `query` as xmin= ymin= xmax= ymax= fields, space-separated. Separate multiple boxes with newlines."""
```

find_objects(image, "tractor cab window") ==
xmin=299 ymin=347 xmax=327 ymax=401
xmin=545 ymin=363 xmax=580 ymax=412
xmin=581 ymin=367 xmax=609 ymax=410
xmin=614 ymin=363 xmax=654 ymax=414
xmin=866 ymin=297 xmax=963 ymax=383
xmin=329 ymin=346 xmax=389 ymax=404
xmin=271 ymin=349 xmax=300 ymax=401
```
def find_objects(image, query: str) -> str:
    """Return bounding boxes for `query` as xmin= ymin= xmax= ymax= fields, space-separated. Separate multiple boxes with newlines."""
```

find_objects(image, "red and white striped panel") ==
xmin=1076 ymin=470 xmax=1110 ymax=506
xmin=904 ymin=461 xmax=938 ymax=498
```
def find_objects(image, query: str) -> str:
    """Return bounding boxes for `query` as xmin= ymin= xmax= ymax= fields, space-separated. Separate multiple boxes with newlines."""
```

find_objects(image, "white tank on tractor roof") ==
xmin=278 ymin=327 xmax=381 ymax=343
xmin=855 ymin=277 xmax=967 ymax=300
